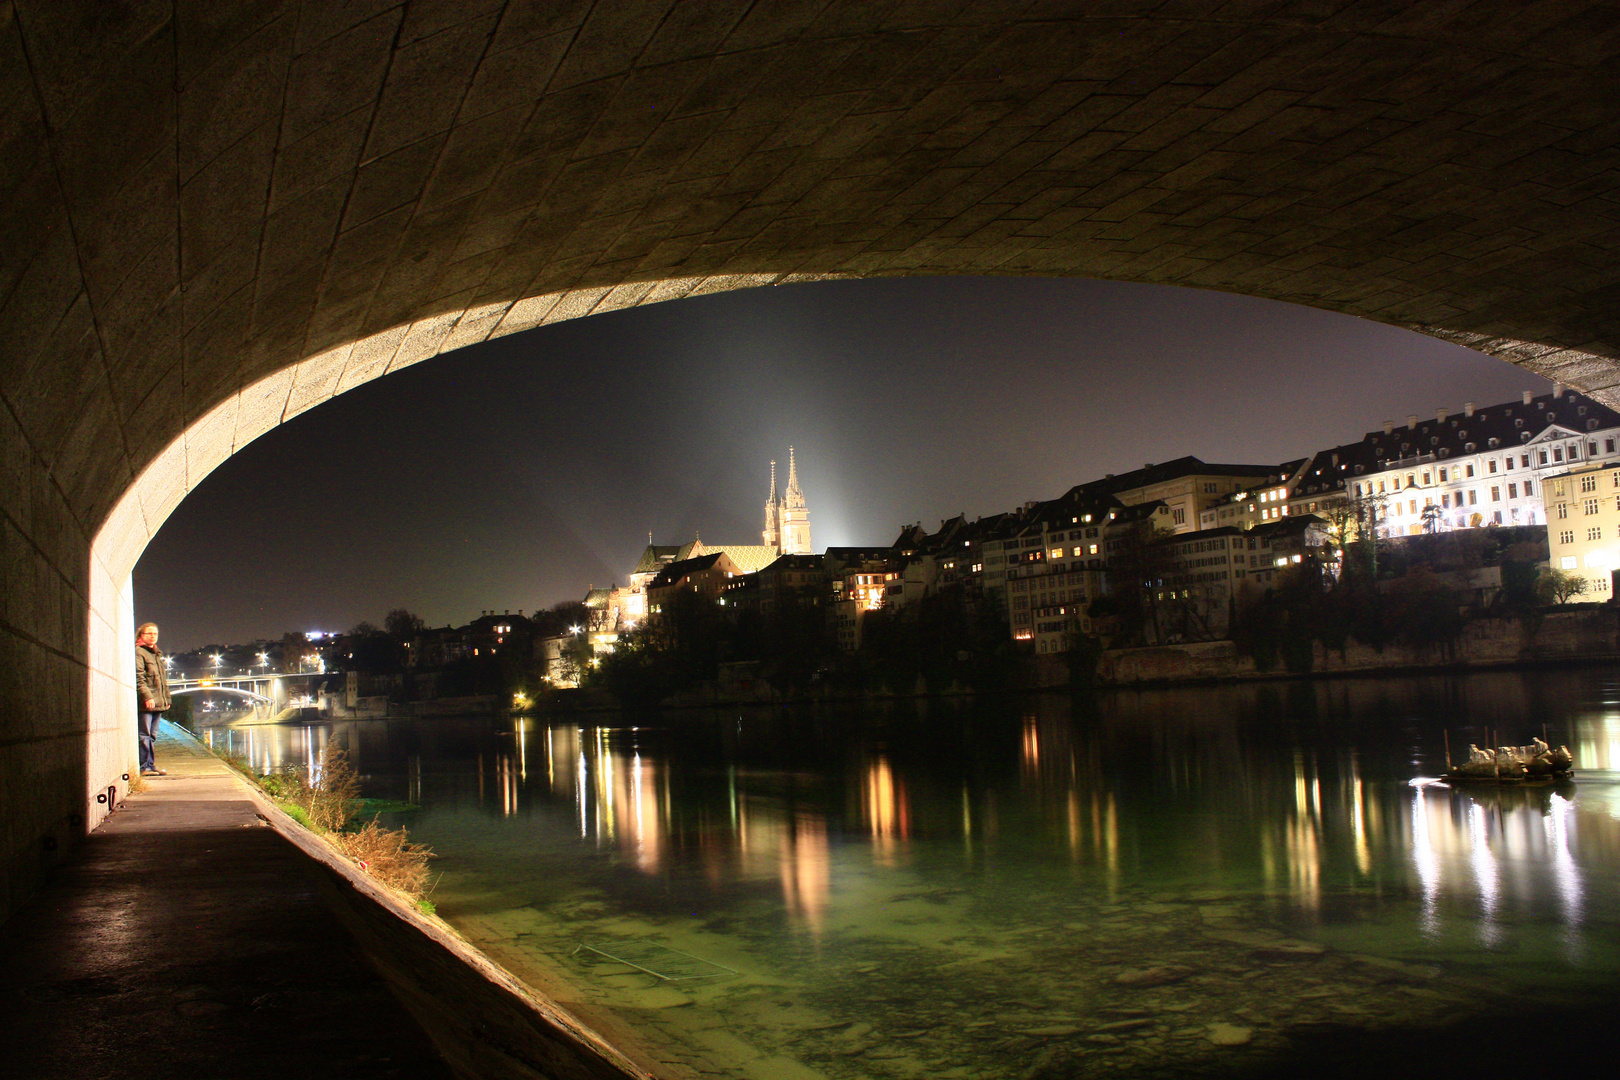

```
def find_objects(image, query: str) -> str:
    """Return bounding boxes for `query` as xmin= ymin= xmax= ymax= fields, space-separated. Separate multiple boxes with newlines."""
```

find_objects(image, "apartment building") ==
xmin=1348 ymin=389 xmax=1620 ymax=535
xmin=1544 ymin=462 xmax=1620 ymax=598
xmin=1069 ymin=456 xmax=1275 ymax=534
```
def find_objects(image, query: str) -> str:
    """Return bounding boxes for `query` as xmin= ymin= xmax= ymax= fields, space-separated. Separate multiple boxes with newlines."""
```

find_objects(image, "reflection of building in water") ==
xmin=539 ymin=723 xmax=829 ymax=929
xmin=778 ymin=813 xmax=829 ymax=938
xmin=860 ymin=755 xmax=911 ymax=867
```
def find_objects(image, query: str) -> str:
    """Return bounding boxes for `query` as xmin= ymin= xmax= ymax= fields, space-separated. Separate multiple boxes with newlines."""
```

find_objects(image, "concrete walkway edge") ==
xmin=172 ymin=724 xmax=658 ymax=1080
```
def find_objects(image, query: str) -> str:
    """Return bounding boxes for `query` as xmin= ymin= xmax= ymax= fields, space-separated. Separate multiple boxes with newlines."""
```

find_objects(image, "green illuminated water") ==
xmin=220 ymin=670 xmax=1620 ymax=1078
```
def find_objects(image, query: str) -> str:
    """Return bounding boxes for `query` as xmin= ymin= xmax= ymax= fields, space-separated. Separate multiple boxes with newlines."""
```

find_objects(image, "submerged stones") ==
xmin=1112 ymin=966 xmax=1196 ymax=988
xmin=455 ymin=877 xmax=1509 ymax=1080
xmin=1205 ymin=1022 xmax=1253 ymax=1046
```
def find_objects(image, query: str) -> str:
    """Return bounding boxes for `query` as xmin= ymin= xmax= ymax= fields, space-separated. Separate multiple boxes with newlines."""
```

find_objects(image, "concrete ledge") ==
xmin=217 ymin=758 xmax=659 ymax=1080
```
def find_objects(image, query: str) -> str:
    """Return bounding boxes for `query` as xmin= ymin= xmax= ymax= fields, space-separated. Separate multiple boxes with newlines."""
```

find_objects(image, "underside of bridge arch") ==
xmin=2 ymin=0 xmax=1619 ymax=915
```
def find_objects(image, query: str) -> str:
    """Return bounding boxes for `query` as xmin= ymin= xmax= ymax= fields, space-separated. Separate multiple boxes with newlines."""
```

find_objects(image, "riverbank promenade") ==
xmin=0 ymin=724 xmax=455 ymax=1079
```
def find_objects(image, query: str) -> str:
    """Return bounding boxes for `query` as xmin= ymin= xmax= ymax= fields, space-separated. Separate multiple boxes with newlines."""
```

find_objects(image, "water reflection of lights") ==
xmin=863 ymin=756 xmax=910 ymax=865
xmin=1411 ymin=786 xmax=1443 ymax=938
xmin=1351 ymin=764 xmax=1371 ymax=875
xmin=1021 ymin=716 xmax=1039 ymax=776
xmin=1546 ymin=793 xmax=1585 ymax=958
xmin=778 ymin=813 xmax=829 ymax=938
xmin=1467 ymin=802 xmax=1501 ymax=947
xmin=1406 ymin=779 xmax=1592 ymax=954
xmin=496 ymin=754 xmax=519 ymax=815
xmin=576 ymin=750 xmax=588 ymax=838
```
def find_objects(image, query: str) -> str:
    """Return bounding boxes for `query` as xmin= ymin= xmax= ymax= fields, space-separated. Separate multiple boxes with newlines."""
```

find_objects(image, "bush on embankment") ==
xmin=220 ymin=744 xmax=435 ymax=907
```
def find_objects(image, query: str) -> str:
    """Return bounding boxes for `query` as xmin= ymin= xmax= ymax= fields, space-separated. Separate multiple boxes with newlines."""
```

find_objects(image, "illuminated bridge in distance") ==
xmin=169 ymin=672 xmax=329 ymax=708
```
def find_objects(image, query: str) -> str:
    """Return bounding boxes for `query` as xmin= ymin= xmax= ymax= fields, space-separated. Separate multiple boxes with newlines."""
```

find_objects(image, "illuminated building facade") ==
xmin=1544 ymin=462 xmax=1620 ymax=598
xmin=824 ymin=547 xmax=900 ymax=650
xmin=1209 ymin=389 xmax=1620 ymax=541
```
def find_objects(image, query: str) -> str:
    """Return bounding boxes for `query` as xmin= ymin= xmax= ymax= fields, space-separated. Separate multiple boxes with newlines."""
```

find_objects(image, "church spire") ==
xmin=762 ymin=459 xmax=781 ymax=549
xmin=784 ymin=446 xmax=804 ymax=508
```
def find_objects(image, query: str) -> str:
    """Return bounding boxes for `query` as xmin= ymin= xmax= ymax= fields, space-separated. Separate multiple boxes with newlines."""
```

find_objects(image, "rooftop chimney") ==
xmin=1465 ymin=401 xmax=1477 ymax=417
xmin=1436 ymin=407 xmax=1447 ymax=423
xmin=1522 ymin=391 xmax=1533 ymax=406
xmin=1406 ymin=414 xmax=1419 ymax=429
xmin=1554 ymin=381 xmax=1565 ymax=399
xmin=1383 ymin=421 xmax=1395 ymax=435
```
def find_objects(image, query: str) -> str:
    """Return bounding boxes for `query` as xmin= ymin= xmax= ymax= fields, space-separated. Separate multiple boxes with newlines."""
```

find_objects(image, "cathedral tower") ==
xmin=761 ymin=449 xmax=812 ymax=554
xmin=779 ymin=447 xmax=812 ymax=554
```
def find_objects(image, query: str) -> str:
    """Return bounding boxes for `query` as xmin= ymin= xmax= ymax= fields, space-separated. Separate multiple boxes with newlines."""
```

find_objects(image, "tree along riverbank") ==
xmin=535 ymin=606 xmax=1620 ymax=708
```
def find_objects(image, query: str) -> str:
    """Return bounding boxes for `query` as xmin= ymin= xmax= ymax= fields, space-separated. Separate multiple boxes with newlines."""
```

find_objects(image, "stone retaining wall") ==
xmin=1096 ymin=608 xmax=1620 ymax=685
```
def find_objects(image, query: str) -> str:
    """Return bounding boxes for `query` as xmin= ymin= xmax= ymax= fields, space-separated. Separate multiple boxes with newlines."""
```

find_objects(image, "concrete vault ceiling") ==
xmin=3 ymin=0 xmax=1620 ymax=557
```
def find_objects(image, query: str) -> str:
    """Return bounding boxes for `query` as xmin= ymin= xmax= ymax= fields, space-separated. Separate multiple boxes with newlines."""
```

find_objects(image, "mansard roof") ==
xmin=1355 ymin=390 xmax=1620 ymax=472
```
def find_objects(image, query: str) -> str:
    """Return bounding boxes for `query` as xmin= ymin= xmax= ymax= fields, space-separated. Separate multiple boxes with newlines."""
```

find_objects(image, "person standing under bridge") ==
xmin=135 ymin=622 xmax=170 ymax=777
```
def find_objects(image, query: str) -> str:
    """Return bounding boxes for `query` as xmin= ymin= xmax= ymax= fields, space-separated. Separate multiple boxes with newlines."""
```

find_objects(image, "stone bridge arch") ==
xmin=3 ymin=1 xmax=1619 ymax=913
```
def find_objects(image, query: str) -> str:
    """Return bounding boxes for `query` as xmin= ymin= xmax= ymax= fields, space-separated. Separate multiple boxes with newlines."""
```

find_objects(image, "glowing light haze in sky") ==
xmin=136 ymin=277 xmax=1550 ymax=650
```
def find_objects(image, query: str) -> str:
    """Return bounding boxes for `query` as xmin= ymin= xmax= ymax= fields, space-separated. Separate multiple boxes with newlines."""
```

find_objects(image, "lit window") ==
xmin=1562 ymin=556 xmax=1578 ymax=569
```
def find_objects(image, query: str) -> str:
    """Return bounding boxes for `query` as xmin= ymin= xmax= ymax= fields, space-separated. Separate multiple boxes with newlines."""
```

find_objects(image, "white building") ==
xmin=1347 ymin=389 xmax=1620 ymax=535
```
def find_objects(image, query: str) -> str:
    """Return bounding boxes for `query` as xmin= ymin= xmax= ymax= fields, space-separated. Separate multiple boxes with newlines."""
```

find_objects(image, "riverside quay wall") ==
xmin=1092 ymin=608 xmax=1620 ymax=686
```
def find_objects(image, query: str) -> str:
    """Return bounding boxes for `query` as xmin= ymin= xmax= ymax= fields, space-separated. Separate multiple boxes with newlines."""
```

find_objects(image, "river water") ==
xmin=208 ymin=669 xmax=1620 ymax=1078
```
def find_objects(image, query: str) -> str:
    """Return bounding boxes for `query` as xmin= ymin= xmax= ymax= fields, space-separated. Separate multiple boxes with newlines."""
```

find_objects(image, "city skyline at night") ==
xmin=135 ymin=277 xmax=1551 ymax=652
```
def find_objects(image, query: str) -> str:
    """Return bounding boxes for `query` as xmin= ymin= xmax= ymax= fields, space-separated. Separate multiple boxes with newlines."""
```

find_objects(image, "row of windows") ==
xmin=1351 ymin=441 xmax=1620 ymax=498
xmin=1553 ymin=495 xmax=1620 ymax=518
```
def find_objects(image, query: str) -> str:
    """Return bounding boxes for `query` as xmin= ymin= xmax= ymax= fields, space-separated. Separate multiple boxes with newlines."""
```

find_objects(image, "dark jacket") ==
xmin=136 ymin=643 xmax=171 ymax=712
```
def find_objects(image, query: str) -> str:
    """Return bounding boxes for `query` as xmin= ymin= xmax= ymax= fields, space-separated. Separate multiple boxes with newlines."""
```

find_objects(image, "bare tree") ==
xmin=1536 ymin=567 xmax=1590 ymax=605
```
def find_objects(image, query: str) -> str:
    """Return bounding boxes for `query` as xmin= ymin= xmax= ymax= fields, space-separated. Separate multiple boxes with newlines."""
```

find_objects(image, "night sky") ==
xmin=134 ymin=277 xmax=1550 ymax=651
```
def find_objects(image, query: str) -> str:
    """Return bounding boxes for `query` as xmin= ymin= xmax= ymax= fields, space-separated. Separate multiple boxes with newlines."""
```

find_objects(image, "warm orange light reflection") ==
xmin=863 ymin=756 xmax=911 ymax=865
xmin=779 ymin=812 xmax=829 ymax=938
